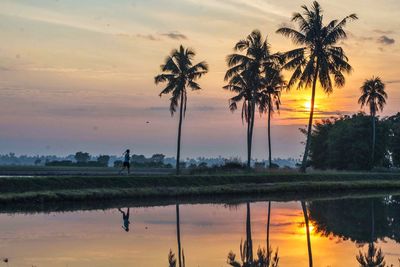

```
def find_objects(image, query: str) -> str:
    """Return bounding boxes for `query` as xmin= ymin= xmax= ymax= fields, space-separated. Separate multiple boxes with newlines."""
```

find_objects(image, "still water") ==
xmin=1 ymin=196 xmax=400 ymax=267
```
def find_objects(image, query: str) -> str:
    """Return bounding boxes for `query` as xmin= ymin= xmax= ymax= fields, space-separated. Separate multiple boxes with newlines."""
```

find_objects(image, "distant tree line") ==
xmin=308 ymin=112 xmax=400 ymax=170
xmin=113 ymin=153 xmax=172 ymax=168
xmin=46 ymin=152 xmax=111 ymax=167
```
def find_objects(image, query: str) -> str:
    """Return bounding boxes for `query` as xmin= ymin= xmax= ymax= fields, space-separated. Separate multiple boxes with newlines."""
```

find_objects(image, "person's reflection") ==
xmin=118 ymin=208 xmax=130 ymax=232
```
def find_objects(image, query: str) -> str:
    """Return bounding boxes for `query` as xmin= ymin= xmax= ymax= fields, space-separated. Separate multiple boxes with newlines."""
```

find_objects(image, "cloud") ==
xmin=149 ymin=105 xmax=218 ymax=112
xmin=377 ymin=35 xmax=395 ymax=45
xmin=160 ymin=31 xmax=188 ymax=40
xmin=135 ymin=34 xmax=160 ymax=41
xmin=117 ymin=31 xmax=187 ymax=41
xmin=387 ymin=79 xmax=400 ymax=84
xmin=0 ymin=66 xmax=11 ymax=71
xmin=374 ymin=29 xmax=395 ymax=34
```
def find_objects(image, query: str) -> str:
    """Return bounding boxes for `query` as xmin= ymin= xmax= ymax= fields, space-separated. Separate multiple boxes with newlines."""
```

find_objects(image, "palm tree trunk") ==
xmin=300 ymin=64 xmax=320 ymax=173
xmin=268 ymin=103 xmax=272 ymax=168
xmin=246 ymin=202 xmax=253 ymax=262
xmin=372 ymin=115 xmax=376 ymax=167
xmin=248 ymin=101 xmax=256 ymax=169
xmin=176 ymin=92 xmax=184 ymax=175
xmin=176 ymin=204 xmax=182 ymax=267
xmin=266 ymin=201 xmax=271 ymax=251
xmin=371 ymin=200 xmax=375 ymax=242
xmin=301 ymin=201 xmax=313 ymax=267
xmin=247 ymin=106 xmax=251 ymax=169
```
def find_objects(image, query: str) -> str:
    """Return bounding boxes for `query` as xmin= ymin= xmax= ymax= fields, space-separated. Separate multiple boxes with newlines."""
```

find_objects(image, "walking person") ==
xmin=119 ymin=149 xmax=131 ymax=174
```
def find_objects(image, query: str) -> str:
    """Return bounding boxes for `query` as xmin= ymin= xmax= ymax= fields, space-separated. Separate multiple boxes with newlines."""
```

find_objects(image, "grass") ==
xmin=1 ymin=172 xmax=400 ymax=207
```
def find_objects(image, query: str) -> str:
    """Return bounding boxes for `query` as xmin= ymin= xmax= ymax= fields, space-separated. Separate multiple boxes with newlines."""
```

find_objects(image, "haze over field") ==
xmin=0 ymin=0 xmax=399 ymax=159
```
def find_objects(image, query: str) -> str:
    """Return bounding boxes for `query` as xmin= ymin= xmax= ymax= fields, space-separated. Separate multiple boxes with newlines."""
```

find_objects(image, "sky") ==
xmin=0 ymin=0 xmax=399 ymax=159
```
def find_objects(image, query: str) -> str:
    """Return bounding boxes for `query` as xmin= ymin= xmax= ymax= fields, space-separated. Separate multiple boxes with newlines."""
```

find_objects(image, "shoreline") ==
xmin=1 ymin=173 xmax=400 ymax=210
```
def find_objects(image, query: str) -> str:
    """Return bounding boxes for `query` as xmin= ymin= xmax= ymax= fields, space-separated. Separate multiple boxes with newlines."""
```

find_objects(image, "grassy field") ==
xmin=1 ymin=172 xmax=400 ymax=207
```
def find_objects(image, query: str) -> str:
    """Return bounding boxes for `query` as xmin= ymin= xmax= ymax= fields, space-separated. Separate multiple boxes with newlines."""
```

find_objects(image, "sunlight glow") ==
xmin=304 ymin=101 xmax=312 ymax=111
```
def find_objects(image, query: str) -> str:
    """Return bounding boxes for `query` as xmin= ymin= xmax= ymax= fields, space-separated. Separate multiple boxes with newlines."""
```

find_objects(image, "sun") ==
xmin=304 ymin=101 xmax=312 ymax=111
xmin=304 ymin=101 xmax=318 ymax=111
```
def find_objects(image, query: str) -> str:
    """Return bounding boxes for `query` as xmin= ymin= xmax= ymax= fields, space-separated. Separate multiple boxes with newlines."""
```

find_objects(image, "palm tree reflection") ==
xmin=356 ymin=243 xmax=388 ymax=267
xmin=168 ymin=204 xmax=185 ymax=267
xmin=301 ymin=201 xmax=313 ymax=267
xmin=227 ymin=202 xmax=279 ymax=267
xmin=356 ymin=200 xmax=391 ymax=267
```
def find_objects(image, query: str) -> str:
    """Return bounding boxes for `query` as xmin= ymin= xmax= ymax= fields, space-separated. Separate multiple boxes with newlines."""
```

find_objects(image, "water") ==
xmin=1 ymin=196 xmax=400 ymax=266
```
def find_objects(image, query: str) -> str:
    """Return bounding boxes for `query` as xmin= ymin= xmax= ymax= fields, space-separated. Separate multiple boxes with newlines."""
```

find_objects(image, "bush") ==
xmin=309 ymin=113 xmax=390 ymax=170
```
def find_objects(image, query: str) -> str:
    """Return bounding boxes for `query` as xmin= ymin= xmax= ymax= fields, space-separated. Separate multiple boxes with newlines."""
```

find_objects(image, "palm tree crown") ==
xmin=258 ymin=72 xmax=285 ymax=116
xmin=223 ymin=30 xmax=281 ymax=168
xmin=277 ymin=1 xmax=357 ymax=91
xmin=358 ymin=77 xmax=387 ymax=117
xmin=224 ymin=30 xmax=280 ymax=120
xmin=356 ymin=243 xmax=387 ymax=267
xmin=155 ymin=45 xmax=208 ymax=116
xmin=277 ymin=1 xmax=357 ymax=172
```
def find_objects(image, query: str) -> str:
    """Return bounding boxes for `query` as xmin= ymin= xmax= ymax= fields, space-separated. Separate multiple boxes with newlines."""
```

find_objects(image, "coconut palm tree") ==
xmin=155 ymin=45 xmax=208 ymax=174
xmin=358 ymin=77 xmax=388 ymax=164
xmin=259 ymin=73 xmax=285 ymax=168
xmin=277 ymin=1 xmax=357 ymax=172
xmin=356 ymin=243 xmax=387 ymax=267
xmin=224 ymin=30 xmax=280 ymax=169
xmin=302 ymin=201 xmax=313 ymax=267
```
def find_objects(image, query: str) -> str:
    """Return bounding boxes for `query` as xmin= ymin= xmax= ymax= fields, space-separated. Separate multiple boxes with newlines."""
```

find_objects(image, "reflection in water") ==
xmin=118 ymin=207 xmax=130 ymax=232
xmin=356 ymin=243 xmax=388 ymax=267
xmin=308 ymin=197 xmax=400 ymax=266
xmin=168 ymin=204 xmax=185 ymax=267
xmin=168 ymin=250 xmax=181 ymax=267
xmin=302 ymin=201 xmax=313 ymax=267
xmin=308 ymin=198 xmax=389 ymax=243
xmin=2 ymin=196 xmax=400 ymax=266
xmin=175 ymin=204 xmax=185 ymax=267
xmin=227 ymin=202 xmax=279 ymax=267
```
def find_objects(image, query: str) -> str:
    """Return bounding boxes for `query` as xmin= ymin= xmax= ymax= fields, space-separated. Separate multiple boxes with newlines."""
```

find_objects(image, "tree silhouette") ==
xmin=155 ymin=45 xmax=208 ymax=174
xmin=358 ymin=77 xmax=388 ymax=165
xmin=302 ymin=201 xmax=313 ymax=267
xmin=356 ymin=243 xmax=387 ymax=267
xmin=227 ymin=202 xmax=279 ymax=267
xmin=176 ymin=204 xmax=184 ymax=267
xmin=277 ymin=1 xmax=357 ymax=172
xmin=74 ymin=152 xmax=90 ymax=163
xmin=224 ymin=30 xmax=281 ymax=169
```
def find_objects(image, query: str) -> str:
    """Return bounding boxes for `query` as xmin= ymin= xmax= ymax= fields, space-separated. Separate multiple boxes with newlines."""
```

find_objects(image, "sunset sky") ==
xmin=0 ymin=0 xmax=399 ymax=159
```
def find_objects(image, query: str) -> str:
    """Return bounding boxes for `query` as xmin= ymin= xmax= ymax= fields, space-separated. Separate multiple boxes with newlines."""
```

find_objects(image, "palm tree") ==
xmin=277 ymin=1 xmax=357 ymax=172
xmin=358 ymin=77 xmax=388 ymax=164
xmin=224 ymin=30 xmax=280 ymax=169
xmin=302 ymin=201 xmax=313 ymax=267
xmin=356 ymin=243 xmax=387 ymax=267
xmin=155 ymin=45 xmax=208 ymax=174
xmin=259 ymin=73 xmax=285 ymax=168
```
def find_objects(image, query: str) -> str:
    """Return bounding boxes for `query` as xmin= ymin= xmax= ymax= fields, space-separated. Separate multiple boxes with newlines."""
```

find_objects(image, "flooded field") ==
xmin=1 ymin=195 xmax=399 ymax=266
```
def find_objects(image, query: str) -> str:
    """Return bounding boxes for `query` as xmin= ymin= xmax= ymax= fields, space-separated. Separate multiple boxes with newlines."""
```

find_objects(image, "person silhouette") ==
xmin=118 ymin=208 xmax=130 ymax=232
xmin=119 ymin=149 xmax=131 ymax=174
